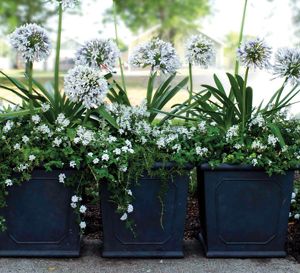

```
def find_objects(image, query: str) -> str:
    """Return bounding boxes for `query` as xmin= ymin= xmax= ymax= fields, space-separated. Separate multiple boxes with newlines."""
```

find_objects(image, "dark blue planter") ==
xmin=0 ymin=169 xmax=81 ymax=257
xmin=197 ymin=164 xmax=294 ymax=258
xmin=100 ymin=164 xmax=190 ymax=258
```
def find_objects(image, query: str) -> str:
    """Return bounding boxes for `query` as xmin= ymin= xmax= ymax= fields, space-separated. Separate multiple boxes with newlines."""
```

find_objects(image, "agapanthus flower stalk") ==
xmin=273 ymin=47 xmax=300 ymax=85
xmin=129 ymin=38 xmax=181 ymax=74
xmin=237 ymin=38 xmax=272 ymax=70
xmin=64 ymin=65 xmax=108 ymax=109
xmin=76 ymin=39 xmax=120 ymax=71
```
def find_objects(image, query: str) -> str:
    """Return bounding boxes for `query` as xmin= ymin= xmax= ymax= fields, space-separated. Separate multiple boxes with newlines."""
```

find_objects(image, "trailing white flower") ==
xmin=70 ymin=202 xmax=77 ymax=208
xmin=237 ymin=38 xmax=272 ymax=69
xmin=41 ymin=103 xmax=50 ymax=112
xmin=76 ymin=39 xmax=120 ymax=71
xmin=9 ymin=23 xmax=51 ymax=62
xmin=102 ymin=154 xmax=109 ymax=161
xmin=70 ymin=161 xmax=76 ymax=168
xmin=127 ymin=190 xmax=133 ymax=196
xmin=195 ymin=146 xmax=208 ymax=156
xmin=79 ymin=205 xmax=87 ymax=214
xmin=249 ymin=113 xmax=265 ymax=128
xmin=185 ymin=35 xmax=215 ymax=67
xmin=93 ymin=158 xmax=99 ymax=164
xmin=53 ymin=137 xmax=62 ymax=147
xmin=13 ymin=143 xmax=21 ymax=150
xmin=64 ymin=65 xmax=108 ymax=109
xmin=5 ymin=179 xmax=13 ymax=187
xmin=273 ymin=47 xmax=300 ymax=85
xmin=31 ymin=115 xmax=41 ymax=124
xmin=56 ymin=113 xmax=70 ymax=129
xmin=36 ymin=124 xmax=52 ymax=136
xmin=3 ymin=121 xmax=14 ymax=133
xmin=73 ymin=126 xmax=95 ymax=146
xmin=127 ymin=204 xmax=134 ymax=213
xmin=225 ymin=125 xmax=239 ymax=141
xmin=252 ymin=158 xmax=258 ymax=166
xmin=294 ymin=214 xmax=300 ymax=220
xmin=71 ymin=195 xmax=79 ymax=203
xmin=79 ymin=221 xmax=86 ymax=229
xmin=251 ymin=140 xmax=267 ymax=151
xmin=59 ymin=173 xmax=66 ymax=183
xmin=267 ymin=134 xmax=278 ymax=147
xmin=129 ymin=38 xmax=181 ymax=74
xmin=120 ymin=213 xmax=128 ymax=221
xmin=22 ymin=135 xmax=30 ymax=144
xmin=29 ymin=155 xmax=36 ymax=161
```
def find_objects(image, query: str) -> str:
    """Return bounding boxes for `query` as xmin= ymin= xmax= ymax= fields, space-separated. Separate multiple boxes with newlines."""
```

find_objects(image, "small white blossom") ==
xmin=198 ymin=121 xmax=206 ymax=133
xmin=56 ymin=113 xmax=70 ymax=129
xmin=249 ymin=114 xmax=265 ymax=128
xmin=292 ymin=192 xmax=297 ymax=199
xmin=113 ymin=148 xmax=121 ymax=155
xmin=64 ymin=65 xmax=108 ymax=109
xmin=79 ymin=221 xmax=86 ymax=229
xmin=251 ymin=140 xmax=267 ymax=151
xmin=3 ymin=121 xmax=14 ymax=133
xmin=127 ymin=204 xmax=134 ymax=213
xmin=225 ymin=125 xmax=239 ymax=141
xmin=13 ymin=143 xmax=21 ymax=150
xmin=31 ymin=115 xmax=41 ymax=124
xmin=129 ymin=38 xmax=181 ymax=74
xmin=102 ymin=154 xmax=109 ymax=161
xmin=252 ymin=158 xmax=258 ymax=166
xmin=71 ymin=195 xmax=79 ymax=203
xmin=186 ymin=35 xmax=215 ymax=67
xmin=53 ymin=137 xmax=62 ymax=147
xmin=195 ymin=146 xmax=208 ymax=156
xmin=9 ymin=23 xmax=51 ymax=62
xmin=22 ymin=135 xmax=30 ymax=144
xmin=87 ymin=152 xmax=93 ymax=157
xmin=70 ymin=202 xmax=77 ymax=208
xmin=120 ymin=213 xmax=128 ymax=221
xmin=18 ymin=163 xmax=29 ymax=172
xmin=93 ymin=158 xmax=99 ymax=164
xmin=29 ymin=155 xmax=36 ymax=161
xmin=79 ymin=205 xmax=87 ymax=214
xmin=127 ymin=190 xmax=133 ymax=196
xmin=267 ymin=135 xmax=278 ymax=147
xmin=294 ymin=214 xmax=300 ymax=220
xmin=59 ymin=173 xmax=66 ymax=183
xmin=234 ymin=143 xmax=242 ymax=150
xmin=5 ymin=179 xmax=13 ymax=187
xmin=120 ymin=165 xmax=128 ymax=172
xmin=76 ymin=38 xmax=120 ymax=71
xmin=41 ymin=103 xmax=50 ymax=112
xmin=74 ymin=126 xmax=95 ymax=146
xmin=36 ymin=124 xmax=52 ymax=135
xmin=70 ymin=161 xmax=76 ymax=168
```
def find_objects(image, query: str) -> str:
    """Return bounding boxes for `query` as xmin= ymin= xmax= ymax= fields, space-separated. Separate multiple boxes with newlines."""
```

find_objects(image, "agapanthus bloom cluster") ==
xmin=185 ymin=35 xmax=215 ymax=67
xmin=273 ymin=47 xmax=300 ymax=85
xmin=9 ymin=23 xmax=51 ymax=62
xmin=64 ymin=65 xmax=108 ymax=109
xmin=76 ymin=39 xmax=120 ymax=71
xmin=56 ymin=0 xmax=77 ymax=9
xmin=129 ymin=38 xmax=181 ymax=74
xmin=237 ymin=38 xmax=272 ymax=69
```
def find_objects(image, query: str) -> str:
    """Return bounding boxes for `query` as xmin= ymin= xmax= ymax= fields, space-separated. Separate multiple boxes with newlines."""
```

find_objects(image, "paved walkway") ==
xmin=0 ymin=240 xmax=299 ymax=273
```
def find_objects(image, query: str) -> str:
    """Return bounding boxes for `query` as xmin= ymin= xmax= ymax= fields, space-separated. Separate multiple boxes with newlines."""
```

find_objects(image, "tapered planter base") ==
xmin=0 ymin=169 xmax=81 ymax=257
xmin=197 ymin=164 xmax=294 ymax=258
xmin=101 ymin=166 xmax=190 ymax=258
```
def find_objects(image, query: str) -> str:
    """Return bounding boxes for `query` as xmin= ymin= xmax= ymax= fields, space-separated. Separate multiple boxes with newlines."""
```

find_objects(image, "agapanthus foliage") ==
xmin=185 ymin=34 xmax=215 ymax=67
xmin=64 ymin=65 xmax=108 ymax=109
xmin=76 ymin=39 xmax=120 ymax=71
xmin=273 ymin=47 xmax=300 ymax=85
xmin=9 ymin=23 xmax=51 ymax=63
xmin=129 ymin=38 xmax=181 ymax=74
xmin=237 ymin=38 xmax=272 ymax=69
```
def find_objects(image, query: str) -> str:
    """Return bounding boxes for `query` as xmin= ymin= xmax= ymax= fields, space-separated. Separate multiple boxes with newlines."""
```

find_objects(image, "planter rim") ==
xmin=199 ymin=163 xmax=298 ymax=172
xmin=152 ymin=162 xmax=193 ymax=170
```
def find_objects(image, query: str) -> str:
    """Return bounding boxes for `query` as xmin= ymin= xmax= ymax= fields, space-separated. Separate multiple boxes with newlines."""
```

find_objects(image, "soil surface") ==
xmin=84 ymin=195 xmax=300 ymax=262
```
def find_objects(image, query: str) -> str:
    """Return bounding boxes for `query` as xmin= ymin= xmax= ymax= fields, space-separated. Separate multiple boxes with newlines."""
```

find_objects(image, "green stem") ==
xmin=83 ymin=109 xmax=91 ymax=125
xmin=275 ymin=79 xmax=287 ymax=107
xmin=54 ymin=3 xmax=63 ymax=105
xmin=234 ymin=0 xmax=248 ymax=75
xmin=113 ymin=0 xmax=127 ymax=93
xmin=26 ymin=61 xmax=33 ymax=114
xmin=241 ymin=67 xmax=249 ymax=134
xmin=187 ymin=62 xmax=193 ymax=118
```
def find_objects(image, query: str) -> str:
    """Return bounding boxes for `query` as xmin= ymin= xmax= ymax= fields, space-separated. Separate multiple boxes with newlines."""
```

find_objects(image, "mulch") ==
xmin=84 ymin=195 xmax=300 ymax=262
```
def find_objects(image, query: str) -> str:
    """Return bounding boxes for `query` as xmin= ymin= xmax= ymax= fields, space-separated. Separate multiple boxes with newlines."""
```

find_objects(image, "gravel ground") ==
xmin=0 ymin=240 xmax=299 ymax=273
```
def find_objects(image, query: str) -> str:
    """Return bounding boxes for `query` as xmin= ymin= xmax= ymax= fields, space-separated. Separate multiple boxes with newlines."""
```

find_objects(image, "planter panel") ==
xmin=197 ymin=164 xmax=294 ymax=258
xmin=0 ymin=169 xmax=80 ymax=257
xmin=100 ymin=171 xmax=189 ymax=258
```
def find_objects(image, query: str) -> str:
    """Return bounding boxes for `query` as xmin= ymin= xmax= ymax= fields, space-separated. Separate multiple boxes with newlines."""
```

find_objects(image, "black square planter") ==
xmin=100 ymin=165 xmax=190 ymax=258
xmin=197 ymin=164 xmax=294 ymax=258
xmin=0 ymin=169 xmax=81 ymax=257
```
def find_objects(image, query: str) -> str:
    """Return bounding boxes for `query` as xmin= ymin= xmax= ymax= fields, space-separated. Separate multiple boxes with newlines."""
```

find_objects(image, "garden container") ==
xmin=197 ymin=164 xmax=294 ymax=258
xmin=0 ymin=169 xmax=80 ymax=257
xmin=100 ymin=163 xmax=191 ymax=258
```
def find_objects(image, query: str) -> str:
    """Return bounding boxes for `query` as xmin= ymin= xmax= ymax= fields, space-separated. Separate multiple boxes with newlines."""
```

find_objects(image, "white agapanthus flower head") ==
xmin=185 ymin=35 xmax=215 ymax=67
xmin=129 ymin=38 xmax=181 ymax=74
xmin=273 ymin=47 xmax=300 ymax=85
xmin=237 ymin=38 xmax=272 ymax=70
xmin=76 ymin=39 xmax=120 ymax=71
xmin=64 ymin=65 xmax=108 ymax=109
xmin=9 ymin=23 xmax=51 ymax=63
xmin=56 ymin=0 xmax=77 ymax=9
